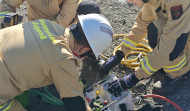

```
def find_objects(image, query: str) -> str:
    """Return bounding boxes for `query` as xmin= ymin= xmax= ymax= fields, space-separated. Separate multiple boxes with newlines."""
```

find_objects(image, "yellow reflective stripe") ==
xmin=164 ymin=56 xmax=186 ymax=68
xmin=140 ymin=56 xmax=157 ymax=75
xmin=163 ymin=56 xmax=187 ymax=72
xmin=0 ymin=12 xmax=9 ymax=14
xmin=124 ymin=38 xmax=137 ymax=46
xmin=144 ymin=56 xmax=157 ymax=72
xmin=121 ymin=42 xmax=135 ymax=50
xmin=164 ymin=61 xmax=187 ymax=72
xmin=140 ymin=59 xmax=152 ymax=75
xmin=0 ymin=100 xmax=13 ymax=111
xmin=0 ymin=12 xmax=9 ymax=18
xmin=0 ymin=104 xmax=6 ymax=109
xmin=121 ymin=38 xmax=137 ymax=50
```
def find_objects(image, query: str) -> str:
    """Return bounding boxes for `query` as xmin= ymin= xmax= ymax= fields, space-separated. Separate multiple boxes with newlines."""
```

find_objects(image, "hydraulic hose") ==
xmin=44 ymin=86 xmax=64 ymax=105
xmin=29 ymin=87 xmax=64 ymax=106
xmin=142 ymin=94 xmax=183 ymax=111
xmin=100 ymin=34 xmax=153 ymax=70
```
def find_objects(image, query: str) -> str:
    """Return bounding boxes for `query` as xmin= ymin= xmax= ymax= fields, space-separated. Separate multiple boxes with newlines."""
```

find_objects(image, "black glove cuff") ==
xmin=62 ymin=96 xmax=86 ymax=111
xmin=119 ymin=73 xmax=139 ymax=90
xmin=115 ymin=50 xmax=125 ymax=60
xmin=99 ymin=50 xmax=125 ymax=78
xmin=99 ymin=66 xmax=109 ymax=76
xmin=131 ymin=73 xmax=140 ymax=84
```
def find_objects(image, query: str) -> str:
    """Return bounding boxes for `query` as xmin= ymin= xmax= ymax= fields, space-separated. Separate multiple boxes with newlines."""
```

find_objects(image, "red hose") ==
xmin=142 ymin=94 xmax=183 ymax=111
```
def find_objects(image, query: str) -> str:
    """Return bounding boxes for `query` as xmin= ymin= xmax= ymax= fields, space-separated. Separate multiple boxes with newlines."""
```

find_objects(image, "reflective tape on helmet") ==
xmin=121 ymin=38 xmax=137 ymax=50
xmin=140 ymin=56 xmax=157 ymax=75
xmin=163 ymin=56 xmax=187 ymax=72
xmin=100 ymin=26 xmax=113 ymax=38
xmin=0 ymin=12 xmax=9 ymax=18
xmin=0 ymin=99 xmax=13 ymax=111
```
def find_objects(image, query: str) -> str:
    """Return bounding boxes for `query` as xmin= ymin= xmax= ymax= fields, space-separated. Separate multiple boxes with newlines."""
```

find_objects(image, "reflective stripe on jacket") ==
xmin=122 ymin=38 xmax=138 ymax=50
xmin=0 ymin=100 xmax=13 ymax=111
xmin=0 ymin=12 xmax=9 ymax=18
xmin=163 ymin=56 xmax=187 ymax=73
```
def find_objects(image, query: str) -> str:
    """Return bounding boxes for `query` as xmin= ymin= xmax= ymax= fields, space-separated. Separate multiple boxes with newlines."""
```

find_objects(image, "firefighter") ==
xmin=0 ymin=0 xmax=101 ymax=28
xmin=99 ymin=0 xmax=190 ymax=96
xmin=0 ymin=14 xmax=113 ymax=111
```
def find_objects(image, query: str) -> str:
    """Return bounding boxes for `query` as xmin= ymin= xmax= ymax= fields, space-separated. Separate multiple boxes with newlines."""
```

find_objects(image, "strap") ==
xmin=79 ymin=50 xmax=94 ymax=58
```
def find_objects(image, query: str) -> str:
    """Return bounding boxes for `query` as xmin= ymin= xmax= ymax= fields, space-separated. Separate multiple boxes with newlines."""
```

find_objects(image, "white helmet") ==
xmin=78 ymin=14 xmax=113 ymax=59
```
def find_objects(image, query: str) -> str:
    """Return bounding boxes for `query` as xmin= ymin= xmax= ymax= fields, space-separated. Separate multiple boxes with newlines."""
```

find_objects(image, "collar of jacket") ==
xmin=64 ymin=28 xmax=75 ymax=51
xmin=64 ymin=28 xmax=81 ymax=66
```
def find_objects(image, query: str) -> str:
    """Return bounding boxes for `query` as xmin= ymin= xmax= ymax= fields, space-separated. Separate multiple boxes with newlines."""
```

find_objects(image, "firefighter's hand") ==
xmin=99 ymin=50 xmax=125 ymax=78
xmin=107 ymin=73 xmax=139 ymax=96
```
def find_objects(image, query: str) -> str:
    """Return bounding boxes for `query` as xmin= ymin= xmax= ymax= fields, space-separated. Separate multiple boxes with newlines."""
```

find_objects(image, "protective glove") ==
xmin=107 ymin=73 xmax=139 ymax=97
xmin=62 ymin=96 xmax=86 ymax=111
xmin=99 ymin=50 xmax=125 ymax=78
xmin=138 ymin=102 xmax=163 ymax=111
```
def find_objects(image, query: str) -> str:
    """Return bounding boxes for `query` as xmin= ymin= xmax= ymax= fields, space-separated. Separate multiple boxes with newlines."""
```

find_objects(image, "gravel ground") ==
xmin=13 ymin=0 xmax=190 ymax=111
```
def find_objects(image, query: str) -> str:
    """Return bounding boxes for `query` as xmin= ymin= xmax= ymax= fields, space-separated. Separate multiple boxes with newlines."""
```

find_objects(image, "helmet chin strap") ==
xmin=72 ymin=51 xmax=80 ymax=58
xmin=72 ymin=50 xmax=94 ymax=58
xmin=79 ymin=50 xmax=94 ymax=58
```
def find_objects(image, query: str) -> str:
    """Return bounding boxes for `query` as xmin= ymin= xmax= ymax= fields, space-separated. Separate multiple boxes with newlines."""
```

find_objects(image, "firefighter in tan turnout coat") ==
xmin=0 ymin=0 xmax=101 ymax=28
xmin=99 ymin=0 xmax=190 ymax=96
xmin=0 ymin=14 xmax=113 ymax=111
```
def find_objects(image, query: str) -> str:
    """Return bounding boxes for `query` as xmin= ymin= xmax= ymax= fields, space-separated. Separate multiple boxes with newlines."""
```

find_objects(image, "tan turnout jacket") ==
xmin=0 ymin=19 xmax=91 ymax=111
xmin=121 ymin=0 xmax=190 ymax=79
xmin=0 ymin=0 xmax=80 ymax=27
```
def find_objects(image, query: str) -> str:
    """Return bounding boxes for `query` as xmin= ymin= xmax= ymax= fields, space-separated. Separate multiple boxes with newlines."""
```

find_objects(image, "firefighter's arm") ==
xmin=99 ymin=5 xmax=155 ymax=78
xmin=121 ymin=4 xmax=155 ymax=56
xmin=0 ymin=0 xmax=25 ymax=12
xmin=0 ymin=0 xmax=24 ymax=28
xmin=51 ymin=58 xmax=92 ymax=111
xmin=135 ymin=2 xmax=190 ymax=80
xmin=0 ymin=1 xmax=15 ymax=12
xmin=56 ymin=0 xmax=80 ymax=28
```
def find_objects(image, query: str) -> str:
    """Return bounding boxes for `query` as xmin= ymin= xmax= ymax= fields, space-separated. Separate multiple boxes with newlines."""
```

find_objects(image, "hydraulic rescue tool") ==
xmin=85 ymin=74 xmax=183 ymax=111
xmin=85 ymin=74 xmax=134 ymax=111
